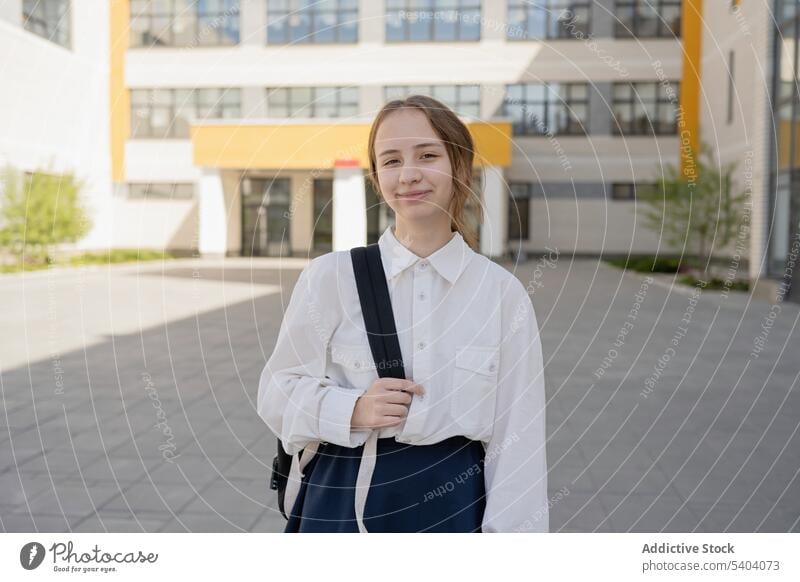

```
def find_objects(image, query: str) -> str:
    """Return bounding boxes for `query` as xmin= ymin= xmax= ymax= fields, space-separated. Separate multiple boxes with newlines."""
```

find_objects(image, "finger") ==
xmin=380 ymin=379 xmax=410 ymax=391
xmin=400 ymin=382 xmax=425 ymax=397
xmin=385 ymin=390 xmax=412 ymax=405
xmin=381 ymin=404 xmax=409 ymax=418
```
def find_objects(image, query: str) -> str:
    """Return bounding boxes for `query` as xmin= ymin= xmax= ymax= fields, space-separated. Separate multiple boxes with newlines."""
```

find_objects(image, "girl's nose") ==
xmin=399 ymin=164 xmax=422 ymax=184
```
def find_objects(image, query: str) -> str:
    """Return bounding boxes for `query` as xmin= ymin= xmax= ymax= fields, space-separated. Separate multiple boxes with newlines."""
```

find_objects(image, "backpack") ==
xmin=270 ymin=243 xmax=405 ymax=518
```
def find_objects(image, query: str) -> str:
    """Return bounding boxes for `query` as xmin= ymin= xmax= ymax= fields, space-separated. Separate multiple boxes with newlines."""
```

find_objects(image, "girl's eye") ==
xmin=382 ymin=154 xmax=437 ymax=166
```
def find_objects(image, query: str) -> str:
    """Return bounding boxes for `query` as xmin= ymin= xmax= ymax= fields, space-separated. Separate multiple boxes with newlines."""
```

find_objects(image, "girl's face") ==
xmin=374 ymin=108 xmax=454 ymax=225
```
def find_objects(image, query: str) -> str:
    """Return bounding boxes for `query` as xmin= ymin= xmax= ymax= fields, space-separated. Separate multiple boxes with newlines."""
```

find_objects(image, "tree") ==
xmin=638 ymin=142 xmax=747 ymax=277
xmin=0 ymin=166 xmax=92 ymax=264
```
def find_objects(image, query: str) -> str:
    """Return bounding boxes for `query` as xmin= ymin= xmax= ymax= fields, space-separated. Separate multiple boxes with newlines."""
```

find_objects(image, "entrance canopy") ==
xmin=190 ymin=119 xmax=513 ymax=170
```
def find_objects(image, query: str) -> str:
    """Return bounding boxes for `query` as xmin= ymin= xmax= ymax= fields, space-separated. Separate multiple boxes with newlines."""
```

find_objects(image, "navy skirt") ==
xmin=285 ymin=436 xmax=486 ymax=533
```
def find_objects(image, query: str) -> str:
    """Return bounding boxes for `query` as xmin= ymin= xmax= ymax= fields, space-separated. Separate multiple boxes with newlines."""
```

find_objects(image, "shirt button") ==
xmin=418 ymin=293 xmax=426 ymax=300
xmin=488 ymin=363 xmax=496 ymax=372
xmin=419 ymin=261 xmax=428 ymax=269
xmin=354 ymin=361 xmax=361 ymax=369
xmin=416 ymin=341 xmax=426 ymax=350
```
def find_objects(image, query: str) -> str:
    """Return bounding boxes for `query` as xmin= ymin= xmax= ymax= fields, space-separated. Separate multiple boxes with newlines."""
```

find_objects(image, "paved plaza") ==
xmin=0 ymin=254 xmax=798 ymax=532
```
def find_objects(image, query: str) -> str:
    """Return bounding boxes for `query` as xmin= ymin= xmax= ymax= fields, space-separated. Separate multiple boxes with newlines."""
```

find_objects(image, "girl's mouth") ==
xmin=396 ymin=189 xmax=431 ymax=201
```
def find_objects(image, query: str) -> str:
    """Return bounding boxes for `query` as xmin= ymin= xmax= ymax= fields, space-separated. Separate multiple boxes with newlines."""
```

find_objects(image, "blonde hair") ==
xmin=366 ymin=95 xmax=481 ymax=250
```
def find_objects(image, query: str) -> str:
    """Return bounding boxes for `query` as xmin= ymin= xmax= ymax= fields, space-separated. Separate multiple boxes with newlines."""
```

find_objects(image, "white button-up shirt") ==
xmin=257 ymin=226 xmax=549 ymax=532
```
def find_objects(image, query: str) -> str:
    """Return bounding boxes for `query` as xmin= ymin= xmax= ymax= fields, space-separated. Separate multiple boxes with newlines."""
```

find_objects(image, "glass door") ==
xmin=241 ymin=177 xmax=291 ymax=257
xmin=313 ymin=178 xmax=333 ymax=253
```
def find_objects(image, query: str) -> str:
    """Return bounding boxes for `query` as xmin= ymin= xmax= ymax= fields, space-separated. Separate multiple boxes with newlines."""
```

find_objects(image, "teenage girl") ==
xmin=257 ymin=95 xmax=549 ymax=533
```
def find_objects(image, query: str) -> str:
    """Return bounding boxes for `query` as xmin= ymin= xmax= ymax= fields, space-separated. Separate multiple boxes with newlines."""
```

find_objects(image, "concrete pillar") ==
xmin=360 ymin=0 xmax=383 ymax=44
xmin=332 ymin=163 xmax=367 ymax=250
xmin=198 ymin=168 xmax=227 ymax=256
xmin=480 ymin=165 xmax=507 ymax=258
xmin=481 ymin=0 xmax=506 ymax=41
xmin=361 ymin=85 xmax=386 ymax=117
xmin=589 ymin=82 xmax=613 ymax=135
xmin=240 ymin=0 xmax=266 ymax=45
xmin=591 ymin=0 xmax=616 ymax=38
xmin=242 ymin=87 xmax=266 ymax=118
xmin=481 ymin=84 xmax=506 ymax=119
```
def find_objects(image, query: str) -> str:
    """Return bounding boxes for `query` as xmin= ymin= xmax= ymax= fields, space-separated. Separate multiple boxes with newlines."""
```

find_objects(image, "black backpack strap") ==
xmin=350 ymin=244 xmax=405 ymax=380
xmin=273 ymin=244 xmax=405 ymax=520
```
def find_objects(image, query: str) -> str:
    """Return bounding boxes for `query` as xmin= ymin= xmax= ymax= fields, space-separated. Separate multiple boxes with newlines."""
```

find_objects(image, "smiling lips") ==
xmin=396 ymin=189 xmax=431 ymax=201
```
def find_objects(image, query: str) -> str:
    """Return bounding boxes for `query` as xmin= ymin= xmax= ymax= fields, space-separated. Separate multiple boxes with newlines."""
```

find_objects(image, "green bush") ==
xmin=0 ymin=249 xmax=174 ymax=274
xmin=678 ymin=275 xmax=749 ymax=292
xmin=606 ymin=256 xmax=685 ymax=273
xmin=0 ymin=166 xmax=92 ymax=264
xmin=69 ymin=249 xmax=173 ymax=266
xmin=638 ymin=142 xmax=748 ymax=278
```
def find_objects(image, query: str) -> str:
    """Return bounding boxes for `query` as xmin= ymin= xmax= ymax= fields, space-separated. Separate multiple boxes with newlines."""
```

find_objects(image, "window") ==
xmin=128 ymin=183 xmax=195 ymax=200
xmin=266 ymin=87 xmax=359 ymax=118
xmin=611 ymin=182 xmax=656 ymax=201
xmin=383 ymin=85 xmax=481 ymax=118
xmin=23 ymin=0 xmax=70 ymax=48
xmin=504 ymin=83 xmax=589 ymax=135
xmin=130 ymin=0 xmax=240 ymax=47
xmin=615 ymin=0 xmax=680 ymax=38
xmin=267 ymin=0 xmax=357 ymax=44
xmin=508 ymin=183 xmax=531 ymax=240
xmin=386 ymin=0 xmax=481 ymax=42
xmin=612 ymin=81 xmax=678 ymax=135
xmin=507 ymin=0 xmax=591 ymax=40
xmin=130 ymin=88 xmax=241 ymax=139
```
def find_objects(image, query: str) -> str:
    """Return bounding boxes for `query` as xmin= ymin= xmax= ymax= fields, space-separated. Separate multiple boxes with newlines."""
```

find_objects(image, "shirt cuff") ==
xmin=319 ymin=387 xmax=370 ymax=447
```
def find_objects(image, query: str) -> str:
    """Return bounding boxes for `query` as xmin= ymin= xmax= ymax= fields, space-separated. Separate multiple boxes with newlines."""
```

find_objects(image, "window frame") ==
xmin=130 ymin=88 xmax=242 ymax=139
xmin=385 ymin=0 xmax=482 ymax=43
xmin=266 ymin=0 xmax=359 ymax=45
xmin=614 ymin=0 xmax=681 ymax=39
xmin=610 ymin=182 xmax=657 ymax=201
xmin=266 ymin=86 xmax=359 ymax=118
xmin=383 ymin=85 xmax=481 ymax=118
xmin=506 ymin=0 xmax=592 ymax=41
xmin=612 ymin=81 xmax=679 ymax=136
xmin=129 ymin=0 xmax=241 ymax=48
xmin=504 ymin=82 xmax=590 ymax=136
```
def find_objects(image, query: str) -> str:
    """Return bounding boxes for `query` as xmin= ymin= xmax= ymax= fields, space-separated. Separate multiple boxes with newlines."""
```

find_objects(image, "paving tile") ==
xmin=158 ymin=512 xmax=255 ymax=532
xmin=1 ymin=513 xmax=73 ymax=532
xmin=2 ymin=258 xmax=799 ymax=535
xmin=98 ymin=480 xmax=199 ymax=514
xmin=70 ymin=515 xmax=166 ymax=533
xmin=9 ymin=484 xmax=120 ymax=518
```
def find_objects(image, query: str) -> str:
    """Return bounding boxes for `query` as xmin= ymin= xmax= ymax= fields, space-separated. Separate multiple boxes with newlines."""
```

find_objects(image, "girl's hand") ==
xmin=350 ymin=378 xmax=426 ymax=429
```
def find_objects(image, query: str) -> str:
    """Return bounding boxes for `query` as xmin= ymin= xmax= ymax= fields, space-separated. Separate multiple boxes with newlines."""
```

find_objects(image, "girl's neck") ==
xmin=392 ymin=218 xmax=454 ymax=258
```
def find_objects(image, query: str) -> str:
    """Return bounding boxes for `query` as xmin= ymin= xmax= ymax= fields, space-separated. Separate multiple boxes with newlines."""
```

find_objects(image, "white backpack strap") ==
xmin=354 ymin=431 xmax=378 ymax=533
xmin=283 ymin=442 xmax=321 ymax=517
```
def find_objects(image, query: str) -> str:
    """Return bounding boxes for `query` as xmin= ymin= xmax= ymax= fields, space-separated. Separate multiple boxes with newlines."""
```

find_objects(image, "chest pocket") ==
xmin=330 ymin=342 xmax=377 ymax=389
xmin=451 ymin=345 xmax=499 ymax=438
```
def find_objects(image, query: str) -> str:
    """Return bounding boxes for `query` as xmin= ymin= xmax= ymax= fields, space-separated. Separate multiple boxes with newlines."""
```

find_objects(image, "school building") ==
xmin=0 ymin=1 xmax=796 ymax=301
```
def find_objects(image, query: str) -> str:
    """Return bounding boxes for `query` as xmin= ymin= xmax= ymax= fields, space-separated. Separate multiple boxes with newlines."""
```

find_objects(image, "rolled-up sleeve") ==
xmin=482 ymin=278 xmax=549 ymax=533
xmin=257 ymin=256 xmax=370 ymax=455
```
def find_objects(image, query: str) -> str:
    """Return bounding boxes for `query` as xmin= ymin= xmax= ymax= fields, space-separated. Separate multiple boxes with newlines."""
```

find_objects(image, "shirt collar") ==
xmin=377 ymin=225 xmax=474 ymax=285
